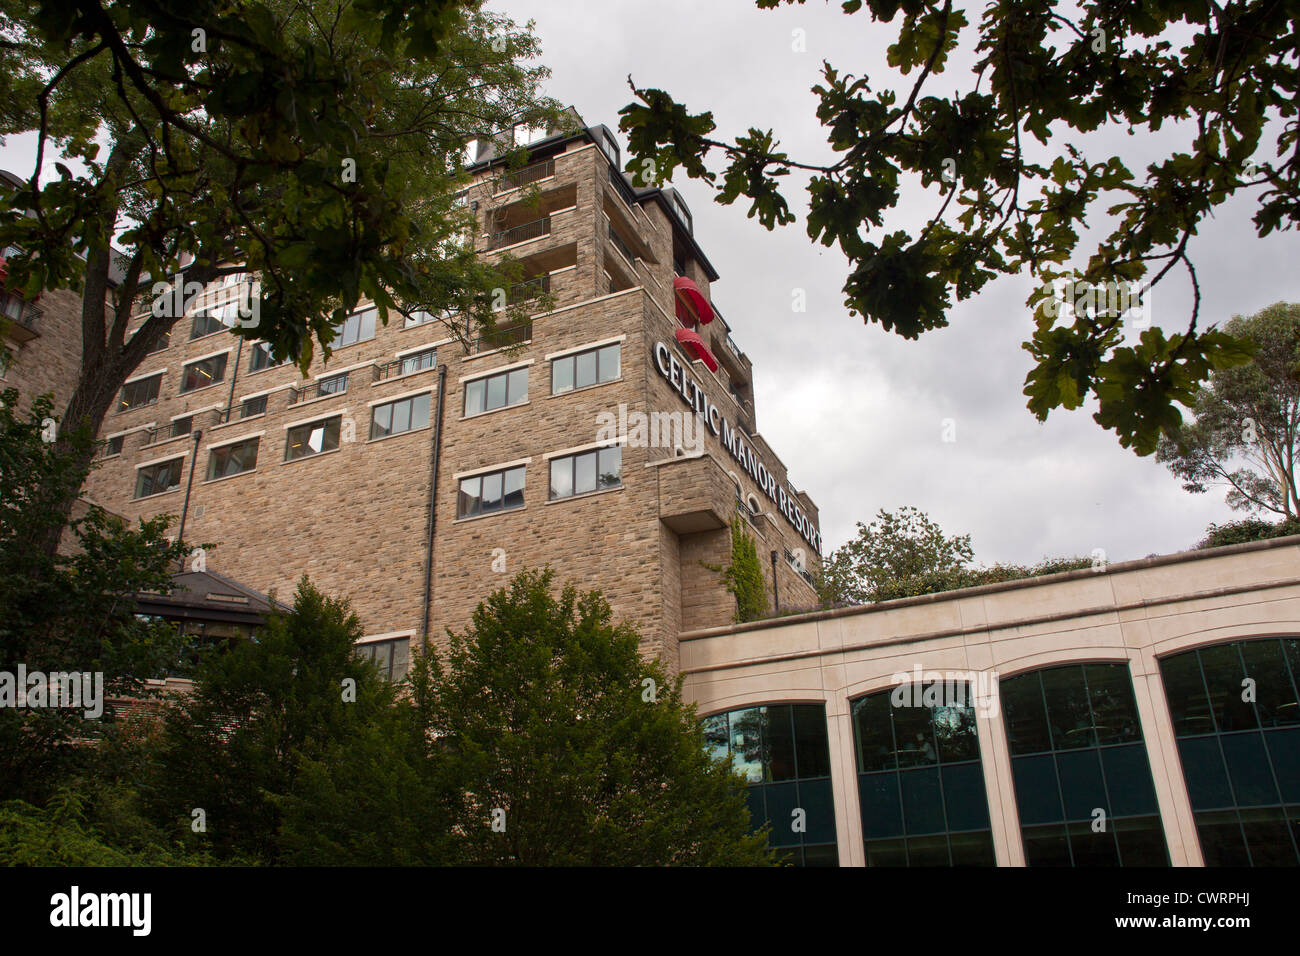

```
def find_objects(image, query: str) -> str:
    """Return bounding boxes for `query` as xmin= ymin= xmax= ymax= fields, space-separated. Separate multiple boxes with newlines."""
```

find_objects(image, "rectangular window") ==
xmin=552 ymin=343 xmax=620 ymax=395
xmin=464 ymin=366 xmax=528 ymax=416
xmin=249 ymin=342 xmax=286 ymax=372
xmin=371 ymin=393 xmax=431 ymax=440
xmin=134 ymin=458 xmax=183 ymax=498
xmin=180 ymin=353 xmax=228 ymax=393
xmin=333 ymin=308 xmax=377 ymax=347
xmin=240 ymin=395 xmax=268 ymax=418
xmin=119 ymin=374 xmax=162 ymax=411
xmin=549 ymin=446 xmax=622 ymax=500
xmin=100 ymin=435 xmax=125 ymax=457
xmin=207 ymin=437 xmax=259 ymax=480
xmin=190 ymin=312 xmax=226 ymax=340
xmin=318 ymin=372 xmax=348 ymax=397
xmin=285 ymin=416 xmax=341 ymax=461
xmin=400 ymin=347 xmax=437 ymax=376
xmin=457 ymin=465 xmax=525 ymax=518
xmin=356 ymin=637 xmax=410 ymax=682
xmin=132 ymin=327 xmax=170 ymax=355
xmin=169 ymin=415 xmax=193 ymax=439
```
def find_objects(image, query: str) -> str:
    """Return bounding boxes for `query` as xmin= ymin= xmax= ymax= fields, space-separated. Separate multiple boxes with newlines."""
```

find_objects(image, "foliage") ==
xmin=820 ymin=506 xmax=1089 ymax=604
xmin=413 ymin=568 xmax=773 ymax=865
xmin=713 ymin=518 xmax=769 ymax=623
xmin=1198 ymin=515 xmax=1300 ymax=549
xmin=1157 ymin=303 xmax=1300 ymax=518
xmin=0 ymin=388 xmax=192 ymax=803
xmin=618 ymin=0 xmax=1297 ymax=453
xmin=143 ymin=577 xmax=400 ymax=863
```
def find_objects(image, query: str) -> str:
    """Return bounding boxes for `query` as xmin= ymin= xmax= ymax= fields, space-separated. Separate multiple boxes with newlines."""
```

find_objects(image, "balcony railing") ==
xmin=607 ymin=224 xmax=635 ymax=264
xmin=608 ymin=165 xmax=638 ymax=207
xmin=784 ymin=547 xmax=817 ymax=588
xmin=0 ymin=293 xmax=41 ymax=338
xmin=290 ymin=373 xmax=348 ymax=405
xmin=725 ymin=333 xmax=745 ymax=361
xmin=145 ymin=418 xmax=193 ymax=444
xmin=374 ymin=354 xmax=438 ymax=382
xmin=472 ymin=320 xmax=532 ymax=354
xmin=215 ymin=395 xmax=268 ymax=425
xmin=494 ymin=159 xmax=555 ymax=193
xmin=488 ymin=215 xmax=551 ymax=250
xmin=501 ymin=273 xmax=550 ymax=306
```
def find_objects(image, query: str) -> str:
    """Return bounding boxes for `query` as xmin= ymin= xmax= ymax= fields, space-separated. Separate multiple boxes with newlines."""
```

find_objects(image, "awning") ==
xmin=673 ymin=275 xmax=714 ymax=325
xmin=675 ymin=326 xmax=719 ymax=372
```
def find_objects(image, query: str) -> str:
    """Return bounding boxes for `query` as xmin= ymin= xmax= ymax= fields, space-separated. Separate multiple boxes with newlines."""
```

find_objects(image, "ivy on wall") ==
xmin=707 ymin=518 xmax=768 ymax=624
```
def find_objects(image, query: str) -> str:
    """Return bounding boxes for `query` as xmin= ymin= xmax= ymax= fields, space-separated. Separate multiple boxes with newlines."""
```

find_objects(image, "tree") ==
xmin=144 ymin=577 xmax=405 ymax=862
xmin=820 ymin=505 xmax=1090 ymax=603
xmin=618 ymin=0 xmax=1295 ymax=454
xmin=0 ymin=0 xmax=559 ymax=553
xmin=413 ymin=568 xmax=773 ymax=866
xmin=0 ymin=387 xmax=192 ymax=803
xmin=1157 ymin=302 xmax=1300 ymax=518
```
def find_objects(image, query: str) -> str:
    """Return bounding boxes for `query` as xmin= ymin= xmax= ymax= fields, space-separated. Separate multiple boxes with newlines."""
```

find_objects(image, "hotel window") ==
xmin=851 ymin=685 xmax=995 ymax=866
xmin=549 ymin=446 xmax=621 ymax=500
xmin=1159 ymin=638 xmax=1300 ymax=865
xmin=356 ymin=636 xmax=411 ymax=682
xmin=119 ymin=374 xmax=162 ymax=411
xmin=400 ymin=347 xmax=437 ymax=376
xmin=285 ymin=415 xmax=341 ymax=461
xmin=333 ymin=307 xmax=377 ymax=347
xmin=464 ymin=366 xmax=528 ymax=416
xmin=169 ymin=415 xmax=194 ymax=439
xmin=240 ymin=395 xmax=268 ymax=418
xmin=207 ymin=437 xmax=259 ymax=480
xmin=457 ymin=465 xmax=525 ymax=519
xmin=249 ymin=341 xmax=286 ymax=372
xmin=134 ymin=458 xmax=183 ymax=499
xmin=180 ymin=353 xmax=228 ymax=393
xmin=371 ymin=392 xmax=431 ymax=440
xmin=190 ymin=312 xmax=226 ymax=340
xmin=99 ymin=434 xmax=125 ymax=457
xmin=552 ymin=343 xmax=620 ymax=395
xmin=1001 ymin=663 xmax=1169 ymax=866
xmin=404 ymin=309 xmax=446 ymax=330
xmin=131 ymin=326 xmax=170 ymax=354
xmin=701 ymin=704 xmax=838 ymax=866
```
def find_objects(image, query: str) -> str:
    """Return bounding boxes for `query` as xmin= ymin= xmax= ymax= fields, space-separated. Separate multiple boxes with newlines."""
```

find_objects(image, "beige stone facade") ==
xmin=79 ymin=121 xmax=823 ymax=672
xmin=681 ymin=536 xmax=1300 ymax=866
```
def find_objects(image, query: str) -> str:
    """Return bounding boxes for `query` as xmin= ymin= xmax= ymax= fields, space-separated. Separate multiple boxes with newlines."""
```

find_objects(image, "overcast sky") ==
xmin=489 ymin=0 xmax=1300 ymax=564
xmin=3 ymin=1 xmax=1296 ymax=565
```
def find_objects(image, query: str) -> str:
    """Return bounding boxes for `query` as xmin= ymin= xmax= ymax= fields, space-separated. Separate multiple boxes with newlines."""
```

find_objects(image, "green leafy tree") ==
xmin=0 ymin=0 xmax=560 ymax=553
xmin=1198 ymin=515 xmax=1300 ymax=548
xmin=0 ymin=388 xmax=192 ymax=803
xmin=413 ymin=568 xmax=773 ymax=866
xmin=1157 ymin=303 xmax=1300 ymax=518
xmin=144 ymin=577 xmax=404 ymax=862
xmin=618 ymin=0 xmax=1295 ymax=454
xmin=820 ymin=505 xmax=1090 ymax=603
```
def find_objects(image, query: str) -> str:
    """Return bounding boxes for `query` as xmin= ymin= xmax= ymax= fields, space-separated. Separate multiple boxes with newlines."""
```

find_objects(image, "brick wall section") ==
xmin=2 ymin=287 xmax=86 ymax=417
xmin=81 ymin=126 xmax=824 ymax=674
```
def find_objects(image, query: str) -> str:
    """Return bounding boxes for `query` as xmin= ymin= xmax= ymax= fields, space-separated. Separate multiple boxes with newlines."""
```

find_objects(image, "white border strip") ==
xmin=452 ymin=456 xmax=532 ymax=480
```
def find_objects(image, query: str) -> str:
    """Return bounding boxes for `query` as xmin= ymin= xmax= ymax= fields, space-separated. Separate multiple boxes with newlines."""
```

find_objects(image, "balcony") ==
xmin=607 ymin=224 xmax=636 ymax=265
xmin=658 ymin=454 xmax=737 ymax=535
xmin=488 ymin=215 xmax=551 ymax=250
xmin=471 ymin=320 xmax=532 ymax=354
xmin=608 ymin=165 xmax=638 ymax=208
xmin=145 ymin=418 xmax=194 ymax=445
xmin=494 ymin=159 xmax=555 ymax=193
xmin=290 ymin=373 xmax=348 ymax=405
xmin=0 ymin=292 xmax=41 ymax=343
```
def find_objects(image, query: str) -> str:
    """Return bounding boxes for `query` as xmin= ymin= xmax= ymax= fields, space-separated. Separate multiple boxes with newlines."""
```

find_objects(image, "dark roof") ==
xmin=136 ymin=568 xmax=290 ymax=625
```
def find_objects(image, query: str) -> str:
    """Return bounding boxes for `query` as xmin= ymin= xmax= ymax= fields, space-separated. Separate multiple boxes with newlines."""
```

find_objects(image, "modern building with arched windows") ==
xmin=681 ymin=535 xmax=1300 ymax=866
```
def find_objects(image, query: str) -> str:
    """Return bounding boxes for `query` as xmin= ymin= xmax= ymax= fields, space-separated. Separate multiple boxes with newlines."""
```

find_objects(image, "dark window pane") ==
xmin=948 ymin=830 xmax=996 ymax=866
xmin=1239 ymin=806 xmax=1296 ymax=866
xmin=859 ymin=773 xmax=904 ymax=838
xmin=1200 ymin=643 xmax=1257 ymax=732
xmin=942 ymin=762 xmax=991 ymax=832
xmin=766 ymin=705 xmax=797 ymax=782
xmin=744 ymin=785 xmax=766 ymax=833
xmin=1023 ymin=824 xmax=1072 ymax=867
xmin=1241 ymin=639 xmax=1298 ymax=727
xmin=1161 ymin=651 xmax=1214 ymax=737
xmin=1086 ymin=663 xmax=1142 ymax=744
xmin=853 ymin=694 xmax=896 ymax=773
xmin=1221 ymin=731 xmax=1280 ymax=807
xmin=1043 ymin=665 xmax=1094 ymax=750
xmin=1114 ymin=816 xmax=1170 ymax=866
xmin=905 ymin=833 xmax=950 ymax=866
xmin=1003 ymin=672 xmax=1051 ymax=755
xmin=764 ymin=783 xmax=800 ymax=847
xmin=792 ymin=704 xmax=831 ymax=778
xmin=1178 ymin=737 xmax=1234 ymax=810
xmin=864 ymin=838 xmax=907 ymax=867
xmin=899 ymin=767 xmax=945 ymax=835
xmin=703 ymin=713 xmax=729 ymax=764
xmin=1066 ymin=821 xmax=1119 ymax=866
xmin=1057 ymin=749 xmax=1108 ymax=821
xmin=799 ymin=778 xmax=836 ymax=843
xmin=1266 ymin=729 xmax=1300 ymax=802
xmin=1012 ymin=754 xmax=1063 ymax=825
xmin=933 ymin=698 xmax=979 ymax=762
xmin=1101 ymin=743 xmax=1159 ymax=816
xmin=801 ymin=844 xmax=839 ymax=867
xmin=892 ymin=698 xmax=938 ymax=767
xmin=729 ymin=708 xmax=765 ymax=783
xmin=1195 ymin=810 xmax=1250 ymax=866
